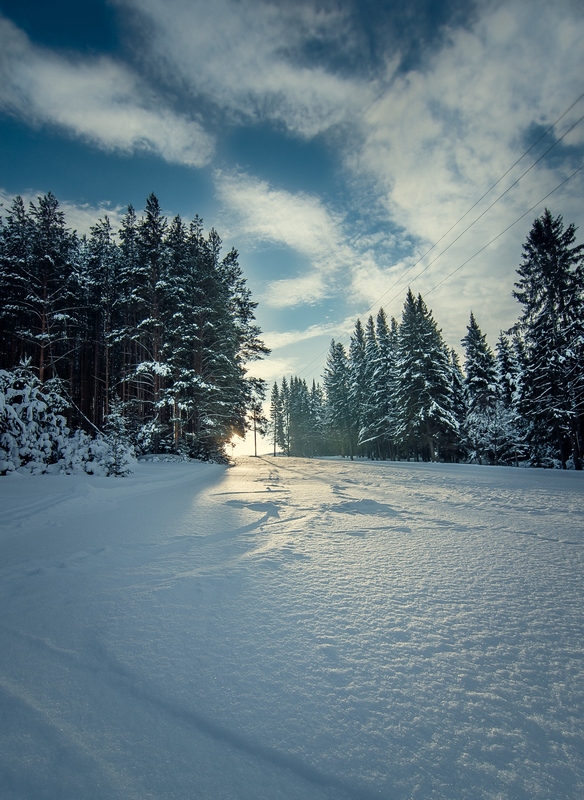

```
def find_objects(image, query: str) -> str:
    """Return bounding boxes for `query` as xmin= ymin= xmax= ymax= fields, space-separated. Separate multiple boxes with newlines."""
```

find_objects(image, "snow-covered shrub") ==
xmin=0 ymin=367 xmax=70 ymax=475
xmin=0 ymin=368 xmax=134 ymax=476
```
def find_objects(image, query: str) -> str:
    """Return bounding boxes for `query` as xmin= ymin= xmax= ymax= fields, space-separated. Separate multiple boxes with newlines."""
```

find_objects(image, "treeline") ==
xmin=0 ymin=192 xmax=268 ymax=460
xmin=270 ymin=209 xmax=584 ymax=469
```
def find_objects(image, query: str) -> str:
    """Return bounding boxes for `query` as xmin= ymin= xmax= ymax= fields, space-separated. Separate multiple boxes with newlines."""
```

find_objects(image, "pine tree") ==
xmin=102 ymin=396 xmax=134 ymax=476
xmin=308 ymin=380 xmax=326 ymax=456
xmin=448 ymin=348 xmax=467 ymax=462
xmin=269 ymin=382 xmax=284 ymax=456
xmin=373 ymin=309 xmax=399 ymax=459
xmin=348 ymin=319 xmax=367 ymax=457
xmin=394 ymin=290 xmax=458 ymax=461
xmin=495 ymin=332 xmax=526 ymax=465
xmin=359 ymin=316 xmax=380 ymax=457
xmin=461 ymin=312 xmax=498 ymax=463
xmin=0 ymin=365 xmax=70 ymax=474
xmin=323 ymin=340 xmax=352 ymax=457
xmin=513 ymin=209 xmax=584 ymax=468
xmin=279 ymin=376 xmax=291 ymax=455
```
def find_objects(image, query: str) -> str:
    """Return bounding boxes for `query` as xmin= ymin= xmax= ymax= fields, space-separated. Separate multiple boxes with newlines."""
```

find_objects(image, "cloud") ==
xmin=0 ymin=15 xmax=214 ymax=167
xmin=244 ymin=355 xmax=300 ymax=384
xmin=262 ymin=321 xmax=342 ymax=350
xmin=215 ymin=170 xmax=370 ymax=307
xmin=353 ymin=1 xmax=584 ymax=243
xmin=113 ymin=0 xmax=371 ymax=138
xmin=339 ymin=0 xmax=584 ymax=342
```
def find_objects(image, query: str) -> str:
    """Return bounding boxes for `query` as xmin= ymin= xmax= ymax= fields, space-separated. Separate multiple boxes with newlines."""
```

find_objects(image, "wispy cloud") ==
xmin=353 ymin=1 xmax=584 ymax=244
xmin=0 ymin=15 xmax=214 ymax=167
xmin=113 ymin=0 xmax=371 ymax=138
xmin=263 ymin=321 xmax=342 ymax=350
xmin=339 ymin=0 xmax=584 ymax=339
xmin=215 ymin=170 xmax=372 ymax=307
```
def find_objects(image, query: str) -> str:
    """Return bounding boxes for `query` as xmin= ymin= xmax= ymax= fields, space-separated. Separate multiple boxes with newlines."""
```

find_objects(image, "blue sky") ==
xmin=1 ymin=0 xmax=583 ymax=395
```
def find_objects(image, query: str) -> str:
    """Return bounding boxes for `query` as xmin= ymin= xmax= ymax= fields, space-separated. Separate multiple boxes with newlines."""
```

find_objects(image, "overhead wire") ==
xmin=425 ymin=163 xmax=584 ymax=297
xmin=295 ymin=91 xmax=584 ymax=380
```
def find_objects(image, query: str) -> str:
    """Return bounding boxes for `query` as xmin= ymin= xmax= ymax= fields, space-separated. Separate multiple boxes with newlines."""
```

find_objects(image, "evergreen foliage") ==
xmin=513 ymin=209 xmax=584 ymax=468
xmin=269 ymin=210 xmax=583 ymax=469
xmin=0 ymin=193 xmax=268 ymax=463
xmin=394 ymin=291 xmax=458 ymax=461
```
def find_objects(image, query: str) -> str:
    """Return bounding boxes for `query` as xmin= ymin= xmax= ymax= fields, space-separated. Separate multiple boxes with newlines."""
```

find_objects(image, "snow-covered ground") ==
xmin=1 ymin=456 xmax=583 ymax=800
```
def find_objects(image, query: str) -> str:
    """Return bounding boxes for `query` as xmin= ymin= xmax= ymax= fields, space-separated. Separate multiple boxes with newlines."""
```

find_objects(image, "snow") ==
xmin=1 ymin=457 xmax=583 ymax=799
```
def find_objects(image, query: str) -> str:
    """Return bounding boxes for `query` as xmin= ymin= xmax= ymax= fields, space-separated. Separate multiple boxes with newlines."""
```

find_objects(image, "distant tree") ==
xmin=323 ymin=339 xmax=352 ymax=457
xmin=448 ymin=348 xmax=467 ymax=462
xmin=269 ymin=382 xmax=284 ymax=456
xmin=358 ymin=316 xmax=380 ymax=457
xmin=373 ymin=309 xmax=399 ymax=459
xmin=348 ymin=319 xmax=367 ymax=457
xmin=461 ymin=312 xmax=498 ymax=463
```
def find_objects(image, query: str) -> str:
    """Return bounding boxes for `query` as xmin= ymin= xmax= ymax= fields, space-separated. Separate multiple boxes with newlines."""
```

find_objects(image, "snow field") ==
xmin=0 ymin=457 xmax=583 ymax=799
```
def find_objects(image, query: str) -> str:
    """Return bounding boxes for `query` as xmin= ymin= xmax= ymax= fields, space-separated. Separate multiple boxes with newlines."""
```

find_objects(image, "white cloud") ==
xmin=354 ymin=1 xmax=584 ymax=240
xmin=113 ymin=0 xmax=371 ymax=138
xmin=0 ymin=16 xmax=214 ymax=167
xmin=262 ymin=321 xmax=341 ymax=350
xmin=215 ymin=170 xmax=371 ymax=307
xmin=342 ymin=0 xmax=584 ymax=346
xmin=244 ymin=356 xmax=300 ymax=384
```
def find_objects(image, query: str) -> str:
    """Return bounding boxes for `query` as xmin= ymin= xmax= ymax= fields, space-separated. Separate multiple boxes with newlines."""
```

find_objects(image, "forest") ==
xmin=1 ymin=198 xmax=583 ymax=473
xmin=270 ymin=210 xmax=584 ymax=470
xmin=0 ymin=192 xmax=268 ymax=472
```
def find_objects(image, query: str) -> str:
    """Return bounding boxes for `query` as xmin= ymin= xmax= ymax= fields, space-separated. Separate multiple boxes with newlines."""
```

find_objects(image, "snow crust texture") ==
xmin=1 ymin=457 xmax=583 ymax=799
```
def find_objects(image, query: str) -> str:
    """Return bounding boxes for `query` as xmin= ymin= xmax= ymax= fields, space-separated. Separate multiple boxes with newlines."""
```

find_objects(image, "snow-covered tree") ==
xmin=269 ymin=382 xmax=284 ymax=456
xmin=348 ymin=319 xmax=367 ymax=457
xmin=513 ymin=209 xmax=584 ymax=468
xmin=0 ymin=365 xmax=69 ymax=474
xmin=323 ymin=340 xmax=353 ymax=457
xmin=461 ymin=313 xmax=499 ymax=463
xmin=394 ymin=290 xmax=458 ymax=461
xmin=373 ymin=309 xmax=399 ymax=459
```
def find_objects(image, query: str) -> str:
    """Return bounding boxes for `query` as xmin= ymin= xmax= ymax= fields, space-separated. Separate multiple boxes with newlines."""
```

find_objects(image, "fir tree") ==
xmin=323 ymin=340 xmax=352 ymax=457
xmin=269 ymin=382 xmax=284 ymax=456
xmin=461 ymin=312 xmax=498 ymax=463
xmin=513 ymin=209 xmax=584 ymax=468
xmin=374 ymin=309 xmax=399 ymax=459
xmin=395 ymin=290 xmax=458 ymax=461
xmin=348 ymin=319 xmax=367 ymax=457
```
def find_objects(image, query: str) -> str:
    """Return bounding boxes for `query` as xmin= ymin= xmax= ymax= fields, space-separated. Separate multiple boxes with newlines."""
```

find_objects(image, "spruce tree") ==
xmin=323 ymin=340 xmax=352 ymax=457
xmin=269 ymin=382 xmax=283 ymax=456
xmin=374 ymin=309 xmax=399 ymax=459
xmin=348 ymin=319 xmax=367 ymax=457
xmin=461 ymin=312 xmax=498 ymax=463
xmin=394 ymin=290 xmax=457 ymax=461
xmin=513 ymin=209 xmax=584 ymax=468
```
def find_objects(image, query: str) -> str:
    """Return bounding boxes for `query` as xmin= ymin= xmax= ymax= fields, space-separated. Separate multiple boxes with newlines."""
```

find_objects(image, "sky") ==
xmin=0 ymin=0 xmax=583 ymax=397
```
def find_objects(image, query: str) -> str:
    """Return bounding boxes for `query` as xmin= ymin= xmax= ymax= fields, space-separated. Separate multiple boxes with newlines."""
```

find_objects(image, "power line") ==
xmin=296 ymin=91 xmax=584 ymax=380
xmin=425 ymin=163 xmax=584 ymax=297
xmin=351 ymin=109 xmax=584 ymax=323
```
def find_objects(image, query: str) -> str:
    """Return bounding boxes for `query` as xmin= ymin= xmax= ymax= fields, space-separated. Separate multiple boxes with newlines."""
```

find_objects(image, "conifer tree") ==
xmin=395 ymin=290 xmax=457 ymax=461
xmin=461 ymin=312 xmax=498 ymax=463
xmin=348 ymin=319 xmax=367 ymax=457
xmin=323 ymin=340 xmax=352 ymax=457
xmin=359 ymin=316 xmax=380 ymax=457
xmin=513 ymin=209 xmax=584 ymax=468
xmin=374 ymin=309 xmax=399 ymax=459
xmin=270 ymin=382 xmax=284 ymax=456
